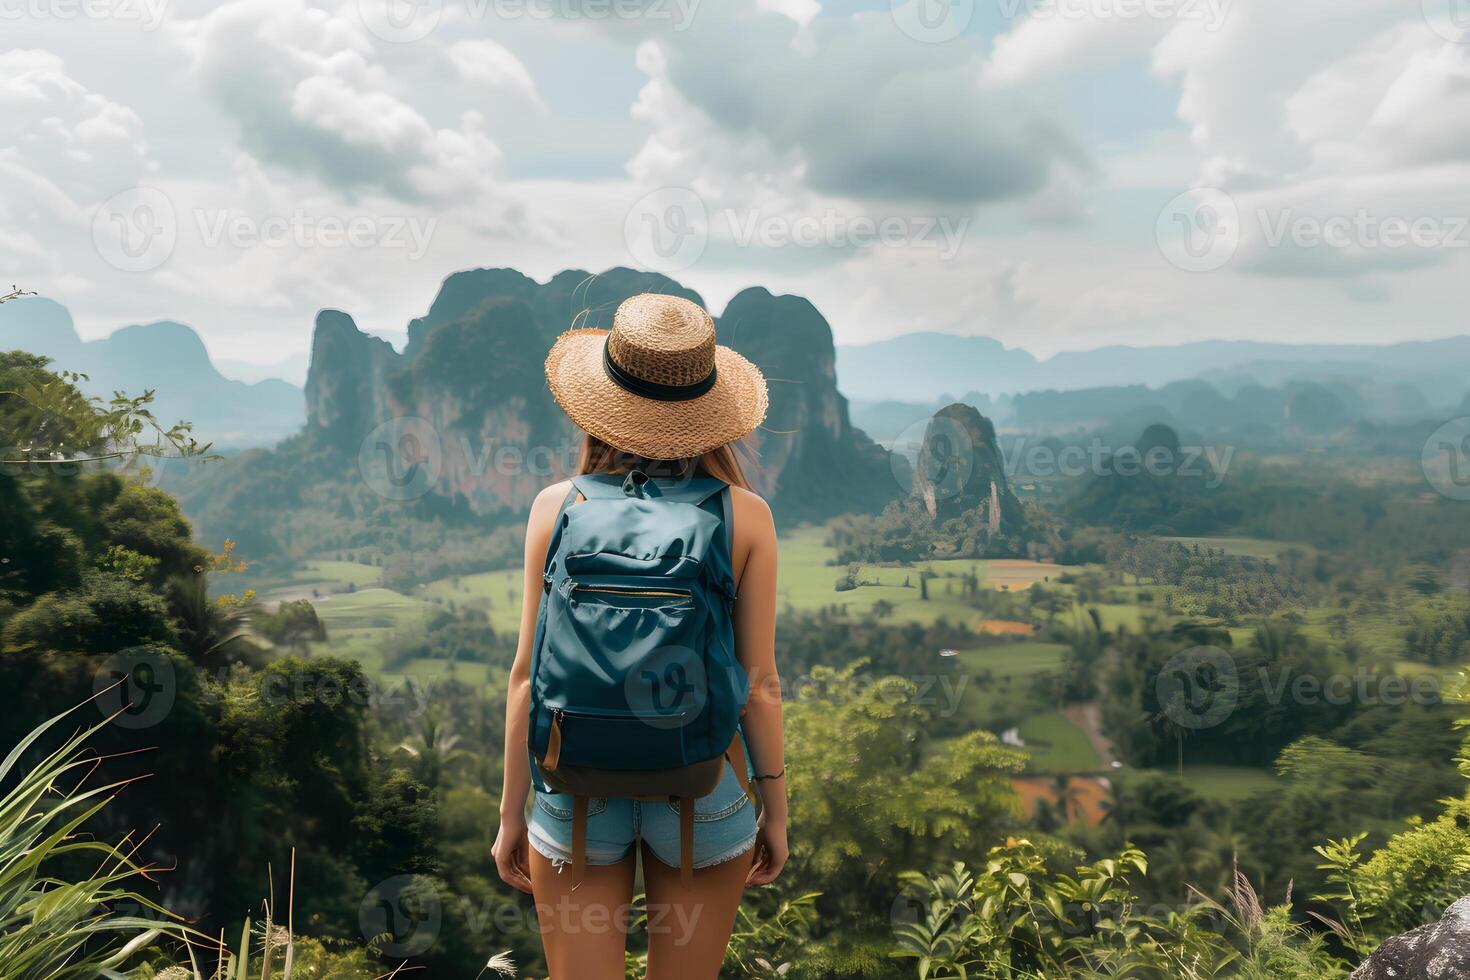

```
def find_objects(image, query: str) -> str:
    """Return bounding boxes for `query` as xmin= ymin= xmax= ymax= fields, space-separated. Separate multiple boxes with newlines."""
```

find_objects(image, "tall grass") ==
xmin=0 ymin=701 xmax=183 ymax=978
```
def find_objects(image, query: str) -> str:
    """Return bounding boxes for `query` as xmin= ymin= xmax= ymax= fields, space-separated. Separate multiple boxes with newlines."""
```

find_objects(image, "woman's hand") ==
xmin=493 ymin=810 xmax=534 ymax=894
xmin=745 ymin=812 xmax=788 ymax=887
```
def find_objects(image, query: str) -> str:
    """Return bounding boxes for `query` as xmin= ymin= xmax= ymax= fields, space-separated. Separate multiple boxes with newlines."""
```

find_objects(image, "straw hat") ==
xmin=545 ymin=293 xmax=768 ymax=460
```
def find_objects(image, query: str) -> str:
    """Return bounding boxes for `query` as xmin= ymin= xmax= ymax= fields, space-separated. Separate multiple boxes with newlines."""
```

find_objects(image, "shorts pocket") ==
xmin=535 ymin=794 xmax=608 ymax=821
xmin=666 ymin=767 xmax=751 ymax=822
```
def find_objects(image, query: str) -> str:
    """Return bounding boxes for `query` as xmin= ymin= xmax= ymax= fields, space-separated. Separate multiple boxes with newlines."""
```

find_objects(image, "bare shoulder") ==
xmin=729 ymin=485 xmax=775 ymax=543
xmin=533 ymin=479 xmax=575 ymax=512
xmin=527 ymin=480 xmax=574 ymax=534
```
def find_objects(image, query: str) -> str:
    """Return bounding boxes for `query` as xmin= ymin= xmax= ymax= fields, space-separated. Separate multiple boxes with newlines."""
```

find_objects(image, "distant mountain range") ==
xmin=836 ymin=332 xmax=1470 ymax=407
xmin=6 ymin=288 xmax=1466 ymax=467
xmin=852 ymin=374 xmax=1456 ymax=449
xmin=0 ymin=297 xmax=303 ymax=448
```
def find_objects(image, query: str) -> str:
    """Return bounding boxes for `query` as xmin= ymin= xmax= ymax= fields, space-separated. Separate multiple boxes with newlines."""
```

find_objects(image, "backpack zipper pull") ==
xmin=543 ymin=710 xmax=564 ymax=773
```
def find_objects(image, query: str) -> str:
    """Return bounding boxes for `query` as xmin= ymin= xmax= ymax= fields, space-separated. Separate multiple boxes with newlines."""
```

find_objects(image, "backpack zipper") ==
xmin=570 ymin=584 xmax=692 ymax=601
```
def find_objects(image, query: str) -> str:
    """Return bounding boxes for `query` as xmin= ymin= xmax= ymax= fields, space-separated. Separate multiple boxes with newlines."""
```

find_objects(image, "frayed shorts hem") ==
xmin=527 ymin=828 xmax=757 ymax=872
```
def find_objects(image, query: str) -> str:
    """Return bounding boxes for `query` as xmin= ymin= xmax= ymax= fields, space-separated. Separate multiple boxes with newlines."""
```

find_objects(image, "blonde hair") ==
xmin=575 ymin=434 xmax=756 ymax=490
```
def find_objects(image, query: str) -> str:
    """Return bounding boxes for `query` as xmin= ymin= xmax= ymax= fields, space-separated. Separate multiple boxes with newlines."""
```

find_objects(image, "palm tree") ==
xmin=398 ymin=711 xmax=470 ymax=788
xmin=1052 ymin=775 xmax=1086 ymax=824
xmin=1153 ymin=829 xmax=1214 ymax=905
xmin=1154 ymin=693 xmax=1196 ymax=778
xmin=170 ymin=572 xmax=250 ymax=669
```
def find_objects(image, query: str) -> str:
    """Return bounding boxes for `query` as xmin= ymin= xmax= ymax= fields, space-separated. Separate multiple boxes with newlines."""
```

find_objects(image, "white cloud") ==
xmin=755 ymin=0 xmax=820 ymax=27
xmin=1148 ymin=10 xmax=1470 ymax=281
xmin=1150 ymin=0 xmax=1408 ymax=187
xmin=0 ymin=49 xmax=157 ymax=293
xmin=1287 ymin=23 xmax=1470 ymax=175
xmin=448 ymin=39 xmax=545 ymax=110
xmin=0 ymin=49 xmax=150 ymax=200
xmin=170 ymin=0 xmax=507 ymax=203
xmin=626 ymin=3 xmax=1088 ymax=208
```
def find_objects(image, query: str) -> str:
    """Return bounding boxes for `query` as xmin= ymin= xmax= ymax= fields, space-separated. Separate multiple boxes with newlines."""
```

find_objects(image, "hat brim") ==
xmin=545 ymin=329 xmax=769 ymax=460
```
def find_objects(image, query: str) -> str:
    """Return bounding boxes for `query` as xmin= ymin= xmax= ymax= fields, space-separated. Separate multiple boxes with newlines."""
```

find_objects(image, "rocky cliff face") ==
xmin=716 ymin=287 xmax=896 ymax=523
xmin=1352 ymin=896 xmax=1470 ymax=979
xmin=910 ymin=403 xmax=1025 ymax=530
xmin=305 ymin=310 xmax=399 ymax=448
xmin=302 ymin=268 xmax=896 ymax=524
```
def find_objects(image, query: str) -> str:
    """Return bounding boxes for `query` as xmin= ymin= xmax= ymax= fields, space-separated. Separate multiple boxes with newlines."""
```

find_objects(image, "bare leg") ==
xmin=642 ymin=844 xmax=754 ymax=980
xmin=530 ymin=848 xmax=637 ymax=980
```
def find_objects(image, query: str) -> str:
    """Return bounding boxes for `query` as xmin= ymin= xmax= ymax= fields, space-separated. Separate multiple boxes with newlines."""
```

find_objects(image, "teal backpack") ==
xmin=528 ymin=470 xmax=753 ymax=883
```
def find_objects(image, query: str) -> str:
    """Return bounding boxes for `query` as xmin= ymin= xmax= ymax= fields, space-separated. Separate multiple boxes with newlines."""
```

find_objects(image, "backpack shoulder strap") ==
xmin=568 ymin=473 xmax=624 ymax=500
xmin=720 ymin=484 xmax=734 ymax=558
xmin=540 ymin=482 xmax=582 ymax=576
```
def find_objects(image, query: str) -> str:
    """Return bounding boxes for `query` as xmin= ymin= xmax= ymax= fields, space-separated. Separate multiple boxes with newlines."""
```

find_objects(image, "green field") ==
xmin=1117 ymin=764 xmax=1279 ymax=802
xmin=1017 ymin=712 xmax=1103 ymax=773
xmin=776 ymin=525 xmax=1065 ymax=627
xmin=1176 ymin=764 xmax=1279 ymax=801
xmin=942 ymin=642 xmax=1101 ymax=773
xmin=1158 ymin=536 xmax=1314 ymax=560
xmin=305 ymin=587 xmax=497 ymax=688
xmin=420 ymin=569 xmax=524 ymax=633
xmin=953 ymin=642 xmax=1070 ymax=724
xmin=241 ymin=559 xmax=383 ymax=602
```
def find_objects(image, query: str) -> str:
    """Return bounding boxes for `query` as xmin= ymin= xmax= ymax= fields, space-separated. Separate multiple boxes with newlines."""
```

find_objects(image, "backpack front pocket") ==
xmin=550 ymin=577 xmax=708 ymax=717
xmin=544 ymin=707 xmax=687 ymax=772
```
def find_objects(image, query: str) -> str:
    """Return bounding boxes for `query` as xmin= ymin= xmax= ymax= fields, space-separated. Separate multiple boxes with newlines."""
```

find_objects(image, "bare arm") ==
xmin=730 ymin=487 xmax=787 ymax=885
xmin=493 ymin=481 xmax=568 ymax=893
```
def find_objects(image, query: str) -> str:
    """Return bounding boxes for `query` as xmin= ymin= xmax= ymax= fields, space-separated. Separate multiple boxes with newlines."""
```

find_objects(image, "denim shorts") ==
xmin=528 ymin=756 xmax=757 ymax=871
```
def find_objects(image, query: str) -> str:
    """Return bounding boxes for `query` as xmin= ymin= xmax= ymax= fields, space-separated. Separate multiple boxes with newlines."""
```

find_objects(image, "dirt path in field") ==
xmin=1063 ymin=701 xmax=1118 ymax=769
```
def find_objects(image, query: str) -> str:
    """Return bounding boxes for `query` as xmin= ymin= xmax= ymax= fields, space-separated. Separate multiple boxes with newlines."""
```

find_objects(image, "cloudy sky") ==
xmin=3 ymin=0 xmax=1469 ymax=378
